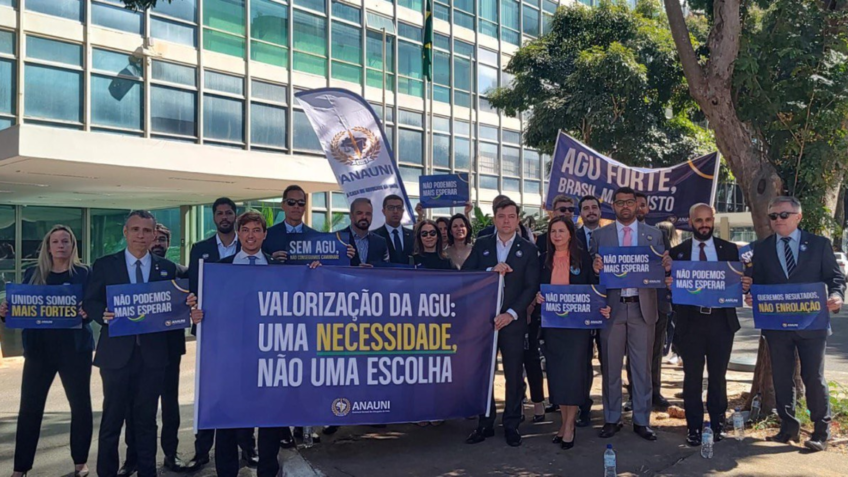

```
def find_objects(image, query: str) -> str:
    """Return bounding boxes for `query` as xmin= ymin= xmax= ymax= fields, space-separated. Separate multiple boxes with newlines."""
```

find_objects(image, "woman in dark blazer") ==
xmin=534 ymin=216 xmax=609 ymax=449
xmin=0 ymin=225 xmax=92 ymax=477
xmin=412 ymin=220 xmax=453 ymax=270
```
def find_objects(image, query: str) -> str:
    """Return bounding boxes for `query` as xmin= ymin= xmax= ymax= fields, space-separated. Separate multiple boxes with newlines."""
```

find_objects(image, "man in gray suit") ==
xmin=590 ymin=187 xmax=670 ymax=441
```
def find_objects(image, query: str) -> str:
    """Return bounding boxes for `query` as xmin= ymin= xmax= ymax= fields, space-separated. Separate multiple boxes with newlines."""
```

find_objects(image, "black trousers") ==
xmin=678 ymin=315 xmax=734 ymax=433
xmin=98 ymin=348 xmax=165 ymax=477
xmin=194 ymin=427 xmax=256 ymax=458
xmin=580 ymin=331 xmax=602 ymax=414
xmin=524 ymin=318 xmax=545 ymax=404
xmin=480 ymin=327 xmax=525 ymax=431
xmin=14 ymin=350 xmax=93 ymax=473
xmin=126 ymin=354 xmax=182 ymax=463
xmin=763 ymin=330 xmax=831 ymax=440
xmin=215 ymin=428 xmax=282 ymax=477
xmin=626 ymin=312 xmax=670 ymax=399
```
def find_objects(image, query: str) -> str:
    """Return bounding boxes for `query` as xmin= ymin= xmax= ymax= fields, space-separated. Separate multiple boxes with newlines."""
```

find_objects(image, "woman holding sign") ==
xmin=534 ymin=216 xmax=610 ymax=450
xmin=0 ymin=225 xmax=92 ymax=477
xmin=412 ymin=220 xmax=453 ymax=270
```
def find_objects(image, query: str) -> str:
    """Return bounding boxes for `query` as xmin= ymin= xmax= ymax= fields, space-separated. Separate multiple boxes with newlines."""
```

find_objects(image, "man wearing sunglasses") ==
xmin=374 ymin=195 xmax=415 ymax=265
xmin=744 ymin=196 xmax=844 ymax=452
xmin=536 ymin=195 xmax=576 ymax=256
xmin=263 ymin=185 xmax=315 ymax=260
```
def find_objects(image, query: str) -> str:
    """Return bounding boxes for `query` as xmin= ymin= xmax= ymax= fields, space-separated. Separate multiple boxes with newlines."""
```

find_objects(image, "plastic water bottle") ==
xmin=701 ymin=422 xmax=714 ymax=459
xmin=303 ymin=426 xmax=314 ymax=448
xmin=750 ymin=393 xmax=762 ymax=422
xmin=604 ymin=444 xmax=616 ymax=477
xmin=732 ymin=407 xmax=745 ymax=441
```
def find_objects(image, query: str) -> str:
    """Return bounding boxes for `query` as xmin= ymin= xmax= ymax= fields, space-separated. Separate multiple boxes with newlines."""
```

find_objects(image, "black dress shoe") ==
xmin=323 ymin=425 xmax=339 ymax=435
xmin=634 ymin=425 xmax=657 ymax=441
xmin=117 ymin=462 xmax=137 ymax=476
xmin=599 ymin=422 xmax=622 ymax=438
xmin=242 ymin=451 xmax=259 ymax=468
xmin=505 ymin=429 xmax=522 ymax=447
xmin=561 ymin=429 xmax=575 ymax=450
xmin=163 ymin=455 xmax=187 ymax=472
xmin=185 ymin=454 xmax=209 ymax=472
xmin=653 ymin=395 xmax=670 ymax=409
xmin=532 ymin=414 xmax=546 ymax=423
xmin=465 ymin=428 xmax=494 ymax=444
xmin=544 ymin=404 xmax=559 ymax=413
xmin=804 ymin=439 xmax=828 ymax=452
xmin=576 ymin=410 xmax=591 ymax=428
xmin=624 ymin=400 xmax=633 ymax=412
xmin=551 ymin=434 xmax=563 ymax=444
xmin=686 ymin=430 xmax=702 ymax=447
xmin=767 ymin=432 xmax=800 ymax=444
xmin=280 ymin=434 xmax=296 ymax=449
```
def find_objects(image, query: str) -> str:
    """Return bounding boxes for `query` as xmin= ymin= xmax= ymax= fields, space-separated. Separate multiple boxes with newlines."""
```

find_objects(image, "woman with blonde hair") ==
xmin=0 ymin=225 xmax=92 ymax=477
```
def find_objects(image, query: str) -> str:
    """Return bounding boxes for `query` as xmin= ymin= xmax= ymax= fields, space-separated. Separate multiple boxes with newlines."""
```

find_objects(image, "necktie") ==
xmin=587 ymin=230 xmax=592 ymax=243
xmin=622 ymin=226 xmax=632 ymax=246
xmin=248 ymin=255 xmax=258 ymax=265
xmin=699 ymin=242 xmax=707 ymax=261
xmin=782 ymin=237 xmax=796 ymax=276
xmin=392 ymin=229 xmax=403 ymax=261
xmin=135 ymin=260 xmax=144 ymax=345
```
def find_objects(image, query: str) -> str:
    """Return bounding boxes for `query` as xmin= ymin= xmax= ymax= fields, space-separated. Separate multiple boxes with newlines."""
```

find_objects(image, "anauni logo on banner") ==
xmin=331 ymin=127 xmax=381 ymax=166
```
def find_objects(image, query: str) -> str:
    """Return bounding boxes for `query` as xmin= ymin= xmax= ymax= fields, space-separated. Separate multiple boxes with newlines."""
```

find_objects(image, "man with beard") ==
xmin=116 ymin=225 xmax=190 ymax=475
xmin=185 ymin=198 xmax=258 ymax=472
xmin=667 ymin=203 xmax=741 ymax=446
xmin=344 ymin=198 xmax=389 ymax=266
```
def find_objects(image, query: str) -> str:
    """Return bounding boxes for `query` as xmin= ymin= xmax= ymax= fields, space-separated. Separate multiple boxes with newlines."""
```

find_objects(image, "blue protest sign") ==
xmin=739 ymin=243 xmax=754 ymax=270
xmin=5 ymin=283 xmax=83 ymax=329
xmin=287 ymin=232 xmax=351 ymax=266
xmin=545 ymin=132 xmax=719 ymax=230
xmin=196 ymin=264 xmax=500 ymax=429
xmin=670 ymin=261 xmax=744 ymax=307
xmin=419 ymin=173 xmax=470 ymax=208
xmin=599 ymin=246 xmax=665 ymax=289
xmin=540 ymin=284 xmax=608 ymax=329
xmin=107 ymin=279 xmax=191 ymax=336
xmin=751 ymin=283 xmax=830 ymax=330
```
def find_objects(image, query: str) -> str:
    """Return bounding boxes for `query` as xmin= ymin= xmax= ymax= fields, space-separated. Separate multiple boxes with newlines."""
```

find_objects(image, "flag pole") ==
xmin=382 ymin=27 xmax=387 ymax=127
xmin=469 ymin=60 xmax=476 ymax=209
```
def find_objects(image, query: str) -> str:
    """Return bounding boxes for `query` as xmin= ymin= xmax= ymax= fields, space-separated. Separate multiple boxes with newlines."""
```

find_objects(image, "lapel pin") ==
xmin=202 ymin=253 xmax=209 ymax=259
xmin=516 ymin=250 xmax=523 ymax=258
xmin=677 ymin=252 xmax=684 ymax=259
xmin=570 ymin=266 xmax=581 ymax=275
xmin=483 ymin=250 xmax=490 ymax=256
xmin=647 ymin=235 xmax=653 ymax=241
xmin=800 ymin=244 xmax=808 ymax=252
xmin=160 ymin=270 xmax=168 ymax=277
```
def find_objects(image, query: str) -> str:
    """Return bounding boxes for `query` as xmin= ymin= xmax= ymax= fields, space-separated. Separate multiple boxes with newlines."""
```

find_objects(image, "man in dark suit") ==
xmin=118 ymin=225 xmax=189 ymax=474
xmin=476 ymin=194 xmax=535 ymax=243
xmin=85 ymin=211 xmax=180 ymax=477
xmin=373 ymin=194 xmax=414 ymax=264
xmin=344 ymin=198 xmax=389 ymax=267
xmin=574 ymin=194 xmax=602 ymax=427
xmin=668 ymin=203 xmax=741 ymax=446
xmin=184 ymin=198 xmax=257 ymax=472
xmin=192 ymin=211 xmax=289 ymax=477
xmin=746 ymin=196 xmax=844 ymax=452
xmin=463 ymin=199 xmax=540 ymax=447
xmin=262 ymin=185 xmax=315 ymax=260
xmin=536 ymin=194 xmax=575 ymax=256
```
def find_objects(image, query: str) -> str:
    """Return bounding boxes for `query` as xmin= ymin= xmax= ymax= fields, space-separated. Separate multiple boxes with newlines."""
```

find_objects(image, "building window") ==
xmin=91 ymin=49 xmax=144 ymax=132
xmin=24 ymin=36 xmax=83 ymax=126
xmin=0 ymin=30 xmax=14 ymax=131
xmin=295 ymin=0 xmax=326 ymax=14
xmin=433 ymin=133 xmax=450 ymax=168
xmin=151 ymin=60 xmax=196 ymax=138
xmin=399 ymin=129 xmax=423 ymax=165
xmin=501 ymin=0 xmax=520 ymax=45
xmin=479 ymin=142 xmax=499 ymax=174
xmin=26 ymin=0 xmax=83 ymax=22
xmin=293 ymin=109 xmax=322 ymax=151
xmin=293 ymin=10 xmax=328 ymax=76
xmin=523 ymin=3 xmax=540 ymax=38
xmin=479 ymin=0 xmax=498 ymax=38
xmin=203 ymin=70 xmax=245 ymax=145
xmin=332 ymin=17 xmax=363 ymax=85
xmin=151 ymin=0 xmax=198 ymax=47
xmin=91 ymin=0 xmax=143 ymax=35
xmin=204 ymin=0 xmax=246 ymax=58
xmin=524 ymin=149 xmax=540 ymax=179
xmin=365 ymin=29 xmax=395 ymax=92
xmin=480 ymin=175 xmax=499 ymax=190
xmin=251 ymin=0 xmax=288 ymax=67
xmin=251 ymin=80 xmax=287 ymax=150
xmin=399 ymin=0 xmax=423 ymax=13
xmin=502 ymin=145 xmax=520 ymax=177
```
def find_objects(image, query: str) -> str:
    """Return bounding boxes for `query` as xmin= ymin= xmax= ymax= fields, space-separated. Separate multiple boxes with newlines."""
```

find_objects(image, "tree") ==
xmin=665 ymin=0 xmax=848 ymax=413
xmin=119 ymin=0 xmax=165 ymax=8
xmin=488 ymin=0 xmax=714 ymax=168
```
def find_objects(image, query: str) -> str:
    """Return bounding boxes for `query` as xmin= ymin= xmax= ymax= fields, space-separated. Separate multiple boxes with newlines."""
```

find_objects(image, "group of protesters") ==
xmin=1 ymin=183 xmax=843 ymax=477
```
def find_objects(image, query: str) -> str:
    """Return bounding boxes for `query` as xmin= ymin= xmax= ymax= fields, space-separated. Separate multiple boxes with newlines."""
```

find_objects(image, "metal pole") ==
xmin=428 ymin=77 xmax=434 ymax=174
xmin=382 ymin=28 xmax=387 ymax=127
xmin=469 ymin=60 xmax=474 ymax=206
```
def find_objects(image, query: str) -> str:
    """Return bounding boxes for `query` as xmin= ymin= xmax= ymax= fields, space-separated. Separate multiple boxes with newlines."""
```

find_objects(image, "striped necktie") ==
xmin=782 ymin=237 xmax=796 ymax=277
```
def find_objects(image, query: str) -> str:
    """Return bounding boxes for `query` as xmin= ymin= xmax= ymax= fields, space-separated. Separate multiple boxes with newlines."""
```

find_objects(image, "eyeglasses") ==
xmin=386 ymin=205 xmax=405 ymax=212
xmin=419 ymin=230 xmax=439 ymax=237
xmin=768 ymin=211 xmax=798 ymax=221
xmin=285 ymin=199 xmax=306 ymax=207
xmin=614 ymin=199 xmax=636 ymax=207
xmin=556 ymin=207 xmax=576 ymax=213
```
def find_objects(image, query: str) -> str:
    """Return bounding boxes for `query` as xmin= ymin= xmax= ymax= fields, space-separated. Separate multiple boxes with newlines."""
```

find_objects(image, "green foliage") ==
xmin=120 ymin=0 xmax=166 ymax=9
xmin=259 ymin=205 xmax=276 ymax=228
xmin=321 ymin=212 xmax=347 ymax=233
xmin=488 ymin=0 xmax=714 ymax=166
xmin=471 ymin=206 xmax=493 ymax=238
xmin=733 ymin=0 xmax=848 ymax=234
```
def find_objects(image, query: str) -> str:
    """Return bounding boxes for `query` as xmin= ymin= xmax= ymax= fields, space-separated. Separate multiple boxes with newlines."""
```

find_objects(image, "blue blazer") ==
xmin=262 ymin=222 xmax=317 ymax=256
xmin=18 ymin=264 xmax=93 ymax=358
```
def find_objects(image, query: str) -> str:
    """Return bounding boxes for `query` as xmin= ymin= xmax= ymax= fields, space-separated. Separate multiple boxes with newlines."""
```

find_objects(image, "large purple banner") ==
xmin=545 ymin=132 xmax=719 ymax=229
xmin=195 ymin=264 xmax=501 ymax=429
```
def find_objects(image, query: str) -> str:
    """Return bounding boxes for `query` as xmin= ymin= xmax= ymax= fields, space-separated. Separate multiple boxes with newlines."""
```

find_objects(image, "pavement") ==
xmin=2 ymin=313 xmax=848 ymax=476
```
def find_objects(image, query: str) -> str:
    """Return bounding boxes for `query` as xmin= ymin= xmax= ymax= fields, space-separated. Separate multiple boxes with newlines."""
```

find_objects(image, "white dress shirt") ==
xmin=232 ymin=251 xmax=268 ymax=265
xmin=616 ymin=220 xmax=638 ymax=297
xmin=495 ymin=232 xmax=519 ymax=321
xmin=216 ymin=233 xmax=239 ymax=260
xmin=124 ymin=249 xmax=151 ymax=284
xmin=691 ymin=237 xmax=718 ymax=261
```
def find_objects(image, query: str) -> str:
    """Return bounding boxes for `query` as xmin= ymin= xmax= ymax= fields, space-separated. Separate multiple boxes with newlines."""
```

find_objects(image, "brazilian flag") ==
xmin=423 ymin=0 xmax=433 ymax=81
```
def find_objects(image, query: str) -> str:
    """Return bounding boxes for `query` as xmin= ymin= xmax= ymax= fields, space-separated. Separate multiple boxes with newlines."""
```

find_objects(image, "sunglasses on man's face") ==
xmin=285 ymin=199 xmax=306 ymax=207
xmin=768 ymin=211 xmax=798 ymax=221
xmin=556 ymin=207 xmax=576 ymax=213
xmin=420 ymin=230 xmax=439 ymax=237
